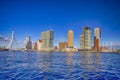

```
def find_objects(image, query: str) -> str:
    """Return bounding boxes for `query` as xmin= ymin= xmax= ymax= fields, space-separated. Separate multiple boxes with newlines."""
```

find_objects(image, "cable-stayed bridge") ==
xmin=0 ymin=31 xmax=19 ymax=50
xmin=7 ymin=31 xmax=18 ymax=50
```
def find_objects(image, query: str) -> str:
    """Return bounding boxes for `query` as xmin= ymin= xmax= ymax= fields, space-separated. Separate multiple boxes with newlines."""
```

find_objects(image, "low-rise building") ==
xmin=37 ymin=40 xmax=42 ymax=51
xmin=59 ymin=42 xmax=68 ymax=51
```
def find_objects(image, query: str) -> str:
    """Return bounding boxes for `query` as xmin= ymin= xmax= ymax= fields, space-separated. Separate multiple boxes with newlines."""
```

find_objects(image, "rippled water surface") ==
xmin=0 ymin=51 xmax=120 ymax=80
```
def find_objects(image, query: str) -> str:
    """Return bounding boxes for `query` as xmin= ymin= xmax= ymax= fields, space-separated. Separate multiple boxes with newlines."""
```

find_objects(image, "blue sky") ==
xmin=0 ymin=0 xmax=120 ymax=48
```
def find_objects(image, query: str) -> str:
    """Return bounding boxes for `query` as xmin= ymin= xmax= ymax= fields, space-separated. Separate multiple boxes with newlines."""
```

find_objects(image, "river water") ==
xmin=0 ymin=51 xmax=120 ymax=80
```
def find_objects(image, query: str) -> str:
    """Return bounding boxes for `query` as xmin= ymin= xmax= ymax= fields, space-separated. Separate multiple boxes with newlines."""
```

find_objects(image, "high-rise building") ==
xmin=94 ymin=28 xmax=101 ymax=51
xmin=68 ymin=30 xmax=74 ymax=48
xmin=59 ymin=42 xmax=68 ymax=50
xmin=25 ymin=36 xmax=32 ymax=50
xmin=41 ymin=30 xmax=54 ymax=48
xmin=80 ymin=34 xmax=84 ymax=49
xmin=84 ymin=27 xmax=92 ymax=50
xmin=80 ymin=27 xmax=92 ymax=50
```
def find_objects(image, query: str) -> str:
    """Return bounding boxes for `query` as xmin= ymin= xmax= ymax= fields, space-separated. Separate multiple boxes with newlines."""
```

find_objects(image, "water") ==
xmin=0 ymin=51 xmax=120 ymax=80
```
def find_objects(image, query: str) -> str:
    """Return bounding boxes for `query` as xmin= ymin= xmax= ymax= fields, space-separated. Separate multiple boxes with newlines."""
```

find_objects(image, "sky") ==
xmin=0 ymin=0 xmax=120 ymax=48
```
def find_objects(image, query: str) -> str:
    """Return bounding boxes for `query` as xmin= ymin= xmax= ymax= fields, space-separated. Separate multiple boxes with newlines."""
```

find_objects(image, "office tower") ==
xmin=94 ymin=28 xmax=101 ymax=51
xmin=80 ymin=27 xmax=92 ymax=50
xmin=41 ymin=30 xmax=54 ymax=48
xmin=84 ymin=27 xmax=92 ymax=50
xmin=68 ymin=30 xmax=74 ymax=48
xmin=80 ymin=34 xmax=84 ymax=49
xmin=59 ymin=42 xmax=68 ymax=50
xmin=25 ymin=36 xmax=32 ymax=50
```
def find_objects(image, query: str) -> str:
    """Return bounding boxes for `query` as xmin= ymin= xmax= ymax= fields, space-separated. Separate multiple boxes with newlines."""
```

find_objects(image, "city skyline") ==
xmin=0 ymin=27 xmax=119 ymax=50
xmin=0 ymin=0 xmax=120 ymax=79
xmin=0 ymin=0 xmax=120 ymax=49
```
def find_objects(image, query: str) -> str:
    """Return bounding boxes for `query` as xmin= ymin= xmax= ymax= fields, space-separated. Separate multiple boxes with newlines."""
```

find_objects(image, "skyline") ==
xmin=0 ymin=27 xmax=119 ymax=49
xmin=0 ymin=0 xmax=120 ymax=48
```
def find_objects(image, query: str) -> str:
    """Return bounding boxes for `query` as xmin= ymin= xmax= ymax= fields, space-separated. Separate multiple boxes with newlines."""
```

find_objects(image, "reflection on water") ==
xmin=0 ymin=51 xmax=120 ymax=79
xmin=80 ymin=52 xmax=101 ymax=80
xmin=81 ymin=52 xmax=101 ymax=71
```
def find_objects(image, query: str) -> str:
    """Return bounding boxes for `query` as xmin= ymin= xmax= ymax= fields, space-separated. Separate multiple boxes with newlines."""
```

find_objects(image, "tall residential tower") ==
xmin=94 ymin=28 xmax=101 ymax=51
xmin=68 ymin=30 xmax=74 ymax=48
xmin=80 ymin=27 xmax=92 ymax=50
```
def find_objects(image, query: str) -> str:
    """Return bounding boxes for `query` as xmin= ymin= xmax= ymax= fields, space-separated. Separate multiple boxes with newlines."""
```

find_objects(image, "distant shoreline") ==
xmin=0 ymin=49 xmax=118 ymax=53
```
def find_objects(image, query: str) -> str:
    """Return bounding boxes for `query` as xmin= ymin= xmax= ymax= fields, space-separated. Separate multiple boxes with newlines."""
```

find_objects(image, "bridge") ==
xmin=0 ymin=31 xmax=18 ymax=50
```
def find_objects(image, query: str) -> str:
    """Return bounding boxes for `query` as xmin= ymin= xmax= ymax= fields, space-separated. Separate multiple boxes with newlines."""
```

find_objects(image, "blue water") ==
xmin=0 ymin=51 xmax=120 ymax=80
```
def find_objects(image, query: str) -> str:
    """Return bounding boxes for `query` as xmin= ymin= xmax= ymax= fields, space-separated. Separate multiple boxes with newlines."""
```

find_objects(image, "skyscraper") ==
xmin=84 ymin=27 xmax=92 ymax=50
xmin=94 ymin=28 xmax=101 ymax=51
xmin=80 ymin=27 xmax=92 ymax=50
xmin=41 ymin=30 xmax=54 ymax=48
xmin=68 ymin=30 xmax=74 ymax=48
xmin=25 ymin=36 xmax=32 ymax=50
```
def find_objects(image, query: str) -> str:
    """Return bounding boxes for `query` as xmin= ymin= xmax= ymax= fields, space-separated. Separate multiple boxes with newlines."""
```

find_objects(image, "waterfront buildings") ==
xmin=58 ymin=30 xmax=77 ymax=52
xmin=34 ymin=42 xmax=37 ymax=50
xmin=68 ymin=30 xmax=74 ymax=48
xmin=64 ymin=30 xmax=78 ymax=52
xmin=80 ymin=27 xmax=92 ymax=50
xmin=25 ymin=36 xmax=32 ymax=50
xmin=65 ymin=47 xmax=78 ymax=52
xmin=37 ymin=40 xmax=42 ymax=50
xmin=59 ymin=42 xmax=68 ymax=51
xmin=41 ymin=30 xmax=54 ymax=51
xmin=94 ymin=28 xmax=101 ymax=51
xmin=100 ymin=46 xmax=109 ymax=52
xmin=34 ymin=40 xmax=42 ymax=51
